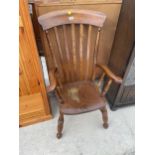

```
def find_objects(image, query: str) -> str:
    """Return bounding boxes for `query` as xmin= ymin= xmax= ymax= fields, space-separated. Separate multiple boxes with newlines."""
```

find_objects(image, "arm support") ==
xmin=46 ymin=68 xmax=57 ymax=93
xmin=96 ymin=64 xmax=122 ymax=84
xmin=95 ymin=64 xmax=123 ymax=96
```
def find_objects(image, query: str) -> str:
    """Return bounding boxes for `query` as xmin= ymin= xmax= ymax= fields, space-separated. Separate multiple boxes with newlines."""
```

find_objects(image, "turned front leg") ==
xmin=100 ymin=106 xmax=109 ymax=129
xmin=57 ymin=112 xmax=64 ymax=139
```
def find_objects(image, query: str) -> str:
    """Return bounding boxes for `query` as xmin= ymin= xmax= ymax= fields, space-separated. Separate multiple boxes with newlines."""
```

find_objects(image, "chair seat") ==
xmin=59 ymin=81 xmax=106 ymax=115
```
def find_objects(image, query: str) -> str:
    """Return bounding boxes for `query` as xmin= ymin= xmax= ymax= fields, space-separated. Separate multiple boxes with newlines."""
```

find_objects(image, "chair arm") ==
xmin=95 ymin=64 xmax=122 ymax=96
xmin=96 ymin=64 xmax=122 ymax=84
xmin=46 ymin=68 xmax=57 ymax=93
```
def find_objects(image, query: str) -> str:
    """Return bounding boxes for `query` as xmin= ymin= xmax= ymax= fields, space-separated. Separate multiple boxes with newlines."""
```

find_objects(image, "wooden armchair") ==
xmin=38 ymin=9 xmax=122 ymax=139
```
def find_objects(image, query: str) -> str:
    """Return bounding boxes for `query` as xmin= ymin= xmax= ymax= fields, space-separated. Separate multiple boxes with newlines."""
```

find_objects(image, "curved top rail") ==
xmin=38 ymin=9 xmax=106 ymax=30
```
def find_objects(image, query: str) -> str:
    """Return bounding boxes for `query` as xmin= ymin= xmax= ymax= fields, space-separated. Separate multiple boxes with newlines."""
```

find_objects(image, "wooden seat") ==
xmin=60 ymin=81 xmax=106 ymax=115
xmin=38 ymin=9 xmax=122 ymax=139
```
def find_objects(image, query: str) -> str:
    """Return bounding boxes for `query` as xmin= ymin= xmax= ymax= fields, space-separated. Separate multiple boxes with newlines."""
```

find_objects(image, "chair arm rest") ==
xmin=46 ymin=68 xmax=57 ymax=93
xmin=96 ymin=64 xmax=123 ymax=84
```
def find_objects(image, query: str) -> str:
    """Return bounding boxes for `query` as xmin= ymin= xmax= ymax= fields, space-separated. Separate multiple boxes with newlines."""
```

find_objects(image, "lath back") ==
xmin=38 ymin=9 xmax=106 ymax=84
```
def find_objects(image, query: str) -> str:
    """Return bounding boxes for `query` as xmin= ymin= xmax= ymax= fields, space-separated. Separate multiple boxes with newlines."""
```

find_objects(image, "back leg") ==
xmin=100 ymin=106 xmax=109 ymax=128
xmin=57 ymin=112 xmax=64 ymax=139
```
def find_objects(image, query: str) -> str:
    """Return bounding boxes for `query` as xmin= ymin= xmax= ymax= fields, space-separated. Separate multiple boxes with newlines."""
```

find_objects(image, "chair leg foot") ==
xmin=103 ymin=123 xmax=109 ymax=129
xmin=56 ymin=133 xmax=62 ymax=139
xmin=100 ymin=106 xmax=109 ymax=129
xmin=56 ymin=112 xmax=64 ymax=139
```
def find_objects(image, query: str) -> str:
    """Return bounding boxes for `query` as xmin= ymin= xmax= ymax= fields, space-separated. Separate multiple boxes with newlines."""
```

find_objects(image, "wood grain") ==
xmin=19 ymin=15 xmax=23 ymax=28
xmin=107 ymin=0 xmax=135 ymax=106
xmin=38 ymin=9 xmax=106 ymax=29
xmin=40 ymin=25 xmax=100 ymax=83
xmin=19 ymin=0 xmax=52 ymax=127
xmin=33 ymin=0 xmax=122 ymax=6
xmin=34 ymin=0 xmax=122 ymax=71
xmin=85 ymin=25 xmax=92 ymax=79
xmin=38 ymin=7 xmax=123 ymax=138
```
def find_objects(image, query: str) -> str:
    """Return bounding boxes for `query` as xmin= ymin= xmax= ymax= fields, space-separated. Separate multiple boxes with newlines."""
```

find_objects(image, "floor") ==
xmin=19 ymin=57 xmax=135 ymax=155
xmin=19 ymin=94 xmax=134 ymax=155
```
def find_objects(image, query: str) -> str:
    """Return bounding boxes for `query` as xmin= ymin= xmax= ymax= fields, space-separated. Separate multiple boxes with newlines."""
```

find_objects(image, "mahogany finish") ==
xmin=38 ymin=9 xmax=106 ymax=29
xmin=38 ymin=9 xmax=122 ymax=138
xmin=59 ymin=81 xmax=107 ymax=115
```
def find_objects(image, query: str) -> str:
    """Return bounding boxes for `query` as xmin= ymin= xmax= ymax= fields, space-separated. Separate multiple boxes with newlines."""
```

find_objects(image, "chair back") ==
xmin=38 ymin=9 xmax=106 ymax=83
